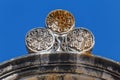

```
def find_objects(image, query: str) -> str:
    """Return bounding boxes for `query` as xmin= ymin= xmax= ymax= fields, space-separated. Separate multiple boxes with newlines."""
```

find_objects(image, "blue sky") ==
xmin=0 ymin=0 xmax=120 ymax=62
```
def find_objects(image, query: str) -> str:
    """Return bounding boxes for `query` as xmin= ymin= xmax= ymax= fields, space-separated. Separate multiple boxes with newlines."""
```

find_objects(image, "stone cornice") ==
xmin=0 ymin=53 xmax=120 ymax=80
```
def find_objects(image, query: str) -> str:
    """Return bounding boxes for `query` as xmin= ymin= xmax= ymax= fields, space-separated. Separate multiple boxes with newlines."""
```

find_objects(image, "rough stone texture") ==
xmin=0 ymin=53 xmax=120 ymax=80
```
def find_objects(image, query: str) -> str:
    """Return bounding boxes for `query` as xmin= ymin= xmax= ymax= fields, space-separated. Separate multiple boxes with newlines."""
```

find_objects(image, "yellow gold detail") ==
xmin=46 ymin=10 xmax=75 ymax=34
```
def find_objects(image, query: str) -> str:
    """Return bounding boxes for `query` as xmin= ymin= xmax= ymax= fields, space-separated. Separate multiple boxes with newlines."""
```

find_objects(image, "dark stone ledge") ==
xmin=0 ymin=53 xmax=120 ymax=80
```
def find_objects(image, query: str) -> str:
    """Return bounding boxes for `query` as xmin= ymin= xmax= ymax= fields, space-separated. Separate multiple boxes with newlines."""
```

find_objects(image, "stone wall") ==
xmin=0 ymin=53 xmax=120 ymax=80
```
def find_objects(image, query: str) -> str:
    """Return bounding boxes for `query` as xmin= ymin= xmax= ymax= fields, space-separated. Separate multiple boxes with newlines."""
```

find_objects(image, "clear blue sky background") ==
xmin=0 ymin=0 xmax=120 ymax=62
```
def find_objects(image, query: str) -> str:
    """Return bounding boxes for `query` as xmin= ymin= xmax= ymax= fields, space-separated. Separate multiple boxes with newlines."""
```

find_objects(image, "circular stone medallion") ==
xmin=46 ymin=9 xmax=75 ymax=34
xmin=25 ymin=28 xmax=54 ymax=53
xmin=67 ymin=28 xmax=95 ymax=53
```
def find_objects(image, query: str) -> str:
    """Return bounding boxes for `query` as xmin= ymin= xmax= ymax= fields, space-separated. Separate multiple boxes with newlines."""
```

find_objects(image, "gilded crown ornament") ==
xmin=25 ymin=9 xmax=95 ymax=54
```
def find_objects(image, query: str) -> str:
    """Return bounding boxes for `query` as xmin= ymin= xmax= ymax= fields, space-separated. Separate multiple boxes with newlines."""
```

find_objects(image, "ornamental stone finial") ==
xmin=25 ymin=9 xmax=95 ymax=54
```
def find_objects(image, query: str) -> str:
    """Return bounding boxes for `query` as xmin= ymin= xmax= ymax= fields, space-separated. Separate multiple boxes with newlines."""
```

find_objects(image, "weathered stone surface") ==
xmin=0 ymin=53 xmax=120 ymax=80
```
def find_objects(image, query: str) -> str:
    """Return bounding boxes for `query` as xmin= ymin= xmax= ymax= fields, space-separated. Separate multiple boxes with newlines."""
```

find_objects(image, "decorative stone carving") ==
xmin=25 ymin=28 xmax=54 ymax=53
xmin=25 ymin=9 xmax=95 ymax=54
xmin=67 ymin=28 xmax=94 ymax=53
xmin=0 ymin=9 xmax=119 ymax=80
